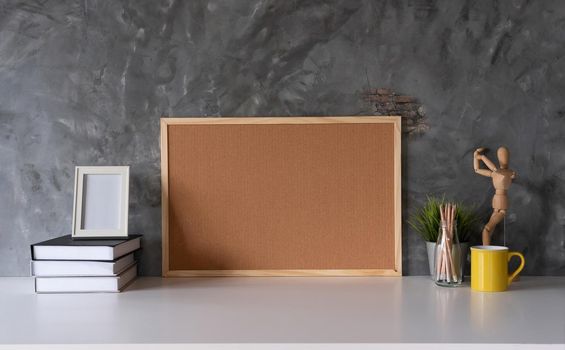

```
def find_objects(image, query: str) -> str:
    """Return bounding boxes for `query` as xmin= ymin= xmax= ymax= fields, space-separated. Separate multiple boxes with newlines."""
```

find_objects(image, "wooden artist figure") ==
xmin=473 ymin=147 xmax=516 ymax=245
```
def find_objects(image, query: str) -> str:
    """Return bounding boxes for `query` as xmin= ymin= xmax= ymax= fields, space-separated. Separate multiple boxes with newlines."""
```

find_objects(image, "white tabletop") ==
xmin=0 ymin=276 xmax=564 ymax=346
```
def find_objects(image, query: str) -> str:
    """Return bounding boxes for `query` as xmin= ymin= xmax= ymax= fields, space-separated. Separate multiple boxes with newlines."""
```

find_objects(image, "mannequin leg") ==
xmin=482 ymin=210 xmax=506 ymax=245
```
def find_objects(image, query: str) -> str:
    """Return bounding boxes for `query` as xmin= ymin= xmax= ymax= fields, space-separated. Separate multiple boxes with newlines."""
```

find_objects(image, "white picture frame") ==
xmin=72 ymin=166 xmax=129 ymax=239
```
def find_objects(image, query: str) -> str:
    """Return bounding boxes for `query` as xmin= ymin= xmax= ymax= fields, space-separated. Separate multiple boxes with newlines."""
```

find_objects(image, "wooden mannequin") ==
xmin=474 ymin=147 xmax=516 ymax=245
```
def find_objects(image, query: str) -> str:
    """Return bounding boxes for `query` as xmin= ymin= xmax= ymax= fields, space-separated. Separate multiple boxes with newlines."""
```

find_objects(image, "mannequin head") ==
xmin=497 ymin=147 xmax=509 ymax=169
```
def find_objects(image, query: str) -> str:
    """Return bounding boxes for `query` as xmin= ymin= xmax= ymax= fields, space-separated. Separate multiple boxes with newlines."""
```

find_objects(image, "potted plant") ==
xmin=408 ymin=196 xmax=479 ymax=276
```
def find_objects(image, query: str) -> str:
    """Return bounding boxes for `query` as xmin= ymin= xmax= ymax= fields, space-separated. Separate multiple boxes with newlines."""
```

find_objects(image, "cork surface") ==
xmin=166 ymin=121 xmax=396 ymax=271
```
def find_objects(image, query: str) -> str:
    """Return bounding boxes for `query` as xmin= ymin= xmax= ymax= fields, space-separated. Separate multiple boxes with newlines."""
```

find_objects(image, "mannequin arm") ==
xmin=479 ymin=155 xmax=498 ymax=172
xmin=475 ymin=168 xmax=492 ymax=177
xmin=474 ymin=148 xmax=494 ymax=177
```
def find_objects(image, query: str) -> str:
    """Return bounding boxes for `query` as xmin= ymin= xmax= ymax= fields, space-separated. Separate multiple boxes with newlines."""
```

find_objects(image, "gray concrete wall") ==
xmin=1 ymin=0 xmax=564 ymax=276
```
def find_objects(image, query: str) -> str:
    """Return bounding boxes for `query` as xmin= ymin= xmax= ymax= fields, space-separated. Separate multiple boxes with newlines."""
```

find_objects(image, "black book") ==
xmin=31 ymin=253 xmax=136 ymax=276
xmin=31 ymin=235 xmax=141 ymax=261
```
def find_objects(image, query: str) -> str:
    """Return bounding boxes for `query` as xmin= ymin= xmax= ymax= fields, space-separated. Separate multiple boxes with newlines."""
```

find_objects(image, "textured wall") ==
xmin=1 ymin=0 xmax=565 ymax=276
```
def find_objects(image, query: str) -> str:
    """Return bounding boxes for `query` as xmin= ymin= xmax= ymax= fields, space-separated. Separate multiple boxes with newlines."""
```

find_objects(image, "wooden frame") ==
xmin=161 ymin=117 xmax=401 ymax=277
xmin=72 ymin=166 xmax=129 ymax=239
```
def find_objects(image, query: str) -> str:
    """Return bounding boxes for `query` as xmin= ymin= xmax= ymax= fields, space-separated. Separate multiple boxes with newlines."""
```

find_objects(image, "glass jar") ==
xmin=433 ymin=220 xmax=463 ymax=287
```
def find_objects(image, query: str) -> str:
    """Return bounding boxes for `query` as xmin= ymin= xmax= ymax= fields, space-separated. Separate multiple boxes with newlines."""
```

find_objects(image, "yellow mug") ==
xmin=471 ymin=246 xmax=525 ymax=292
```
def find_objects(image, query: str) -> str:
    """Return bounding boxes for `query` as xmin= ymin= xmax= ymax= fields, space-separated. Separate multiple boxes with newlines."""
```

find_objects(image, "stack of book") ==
xmin=30 ymin=235 xmax=141 ymax=293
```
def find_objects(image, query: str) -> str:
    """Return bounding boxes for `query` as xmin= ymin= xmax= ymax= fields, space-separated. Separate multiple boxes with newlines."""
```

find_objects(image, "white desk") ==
xmin=0 ymin=277 xmax=564 ymax=348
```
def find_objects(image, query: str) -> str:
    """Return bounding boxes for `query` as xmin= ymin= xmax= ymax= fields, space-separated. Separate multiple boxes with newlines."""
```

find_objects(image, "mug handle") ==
xmin=508 ymin=252 xmax=525 ymax=285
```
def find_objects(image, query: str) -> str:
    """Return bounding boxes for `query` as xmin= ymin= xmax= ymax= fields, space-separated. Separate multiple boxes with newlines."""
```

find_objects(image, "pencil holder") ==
xmin=434 ymin=220 xmax=463 ymax=287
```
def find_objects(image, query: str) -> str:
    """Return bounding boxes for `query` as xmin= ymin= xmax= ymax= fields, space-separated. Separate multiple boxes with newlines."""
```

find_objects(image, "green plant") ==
xmin=408 ymin=196 xmax=480 ymax=242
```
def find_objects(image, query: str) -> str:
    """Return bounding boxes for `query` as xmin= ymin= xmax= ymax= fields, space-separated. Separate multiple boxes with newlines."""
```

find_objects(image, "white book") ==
xmin=34 ymin=264 xmax=137 ymax=293
xmin=31 ymin=235 xmax=141 ymax=261
xmin=31 ymin=253 xmax=135 ymax=276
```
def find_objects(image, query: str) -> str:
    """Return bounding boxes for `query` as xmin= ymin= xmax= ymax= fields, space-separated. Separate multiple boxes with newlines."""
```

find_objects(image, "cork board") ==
xmin=161 ymin=117 xmax=401 ymax=277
